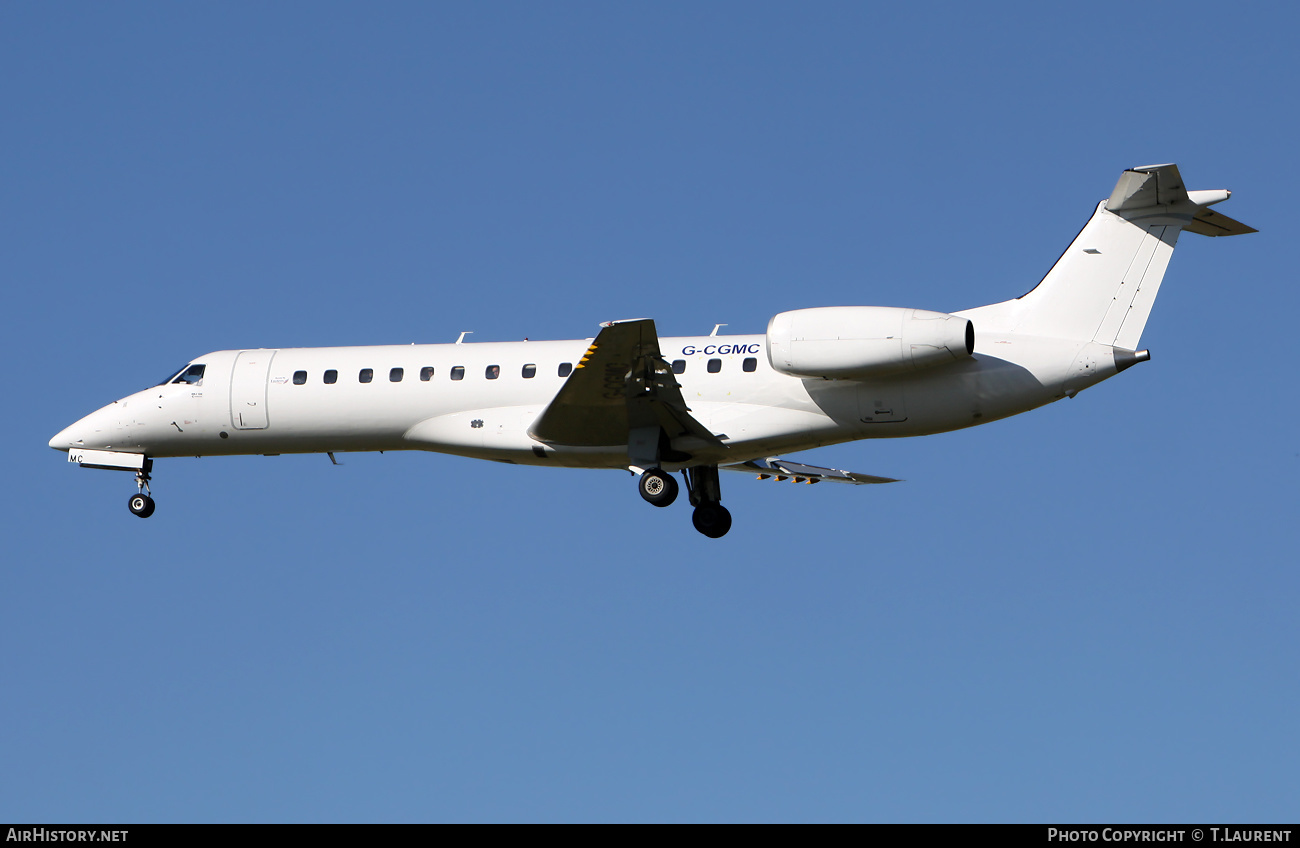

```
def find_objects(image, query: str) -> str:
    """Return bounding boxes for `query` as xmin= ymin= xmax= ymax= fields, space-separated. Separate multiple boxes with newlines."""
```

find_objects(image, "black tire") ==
xmin=691 ymin=503 xmax=732 ymax=538
xmin=639 ymin=469 xmax=679 ymax=507
xmin=128 ymin=493 xmax=155 ymax=518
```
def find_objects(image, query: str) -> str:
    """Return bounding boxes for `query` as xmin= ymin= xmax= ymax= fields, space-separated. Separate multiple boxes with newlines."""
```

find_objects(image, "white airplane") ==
xmin=50 ymin=164 xmax=1253 ymax=537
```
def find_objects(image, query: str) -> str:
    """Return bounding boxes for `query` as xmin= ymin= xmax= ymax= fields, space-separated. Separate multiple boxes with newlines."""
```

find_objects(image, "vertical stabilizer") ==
xmin=1015 ymin=202 xmax=1181 ymax=347
xmin=965 ymin=164 xmax=1253 ymax=348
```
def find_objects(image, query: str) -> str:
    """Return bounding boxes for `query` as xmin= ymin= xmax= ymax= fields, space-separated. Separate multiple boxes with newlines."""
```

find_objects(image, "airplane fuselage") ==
xmin=50 ymin=328 xmax=1110 ymax=470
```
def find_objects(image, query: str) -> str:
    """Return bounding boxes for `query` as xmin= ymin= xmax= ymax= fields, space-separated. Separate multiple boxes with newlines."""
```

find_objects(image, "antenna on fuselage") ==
xmin=456 ymin=331 xmax=473 ymax=344
xmin=711 ymin=324 xmax=727 ymax=337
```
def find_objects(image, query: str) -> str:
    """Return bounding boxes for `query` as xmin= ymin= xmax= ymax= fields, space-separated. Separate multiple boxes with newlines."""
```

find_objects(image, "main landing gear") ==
xmin=638 ymin=465 xmax=731 ymax=538
xmin=128 ymin=461 xmax=155 ymax=518
xmin=638 ymin=468 xmax=679 ymax=507
xmin=690 ymin=502 xmax=731 ymax=538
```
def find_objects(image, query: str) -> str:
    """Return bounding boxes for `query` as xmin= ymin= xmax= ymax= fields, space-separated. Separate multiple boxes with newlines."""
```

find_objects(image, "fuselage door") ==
xmin=230 ymin=350 xmax=277 ymax=430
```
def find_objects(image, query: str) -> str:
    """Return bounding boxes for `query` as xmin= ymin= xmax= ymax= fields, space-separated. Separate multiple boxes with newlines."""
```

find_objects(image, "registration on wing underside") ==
xmin=527 ymin=319 xmax=723 ymax=448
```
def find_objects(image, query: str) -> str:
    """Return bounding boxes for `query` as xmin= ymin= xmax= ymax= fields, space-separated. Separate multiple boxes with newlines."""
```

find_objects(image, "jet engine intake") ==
xmin=766 ymin=306 xmax=974 ymax=379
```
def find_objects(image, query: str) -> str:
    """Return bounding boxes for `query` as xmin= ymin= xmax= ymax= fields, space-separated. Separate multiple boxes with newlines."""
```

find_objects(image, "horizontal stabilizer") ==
xmin=1186 ymin=206 xmax=1257 ymax=237
xmin=1107 ymin=163 xmax=1256 ymax=235
xmin=722 ymin=457 xmax=901 ymax=485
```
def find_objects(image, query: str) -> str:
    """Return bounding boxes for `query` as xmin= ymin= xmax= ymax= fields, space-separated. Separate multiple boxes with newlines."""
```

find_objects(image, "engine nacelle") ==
xmin=766 ymin=306 xmax=974 ymax=379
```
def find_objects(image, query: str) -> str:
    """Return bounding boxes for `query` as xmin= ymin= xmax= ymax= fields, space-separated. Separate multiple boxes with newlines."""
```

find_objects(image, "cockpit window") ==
xmin=158 ymin=365 xmax=188 ymax=386
xmin=168 ymin=364 xmax=205 ymax=386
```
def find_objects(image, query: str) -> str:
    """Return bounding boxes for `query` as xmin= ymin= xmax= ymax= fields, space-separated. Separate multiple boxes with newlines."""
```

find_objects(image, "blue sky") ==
xmin=4 ymin=2 xmax=1297 ymax=822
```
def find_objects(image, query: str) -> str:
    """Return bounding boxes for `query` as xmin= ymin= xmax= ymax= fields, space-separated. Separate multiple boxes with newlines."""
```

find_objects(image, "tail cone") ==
xmin=1115 ymin=349 xmax=1151 ymax=373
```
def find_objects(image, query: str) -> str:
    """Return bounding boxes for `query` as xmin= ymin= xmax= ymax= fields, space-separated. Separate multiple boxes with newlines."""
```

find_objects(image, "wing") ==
xmin=528 ymin=319 xmax=724 ymax=450
xmin=723 ymin=457 xmax=901 ymax=485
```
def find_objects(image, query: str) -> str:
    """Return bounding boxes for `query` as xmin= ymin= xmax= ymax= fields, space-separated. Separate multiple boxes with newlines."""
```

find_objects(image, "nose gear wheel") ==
xmin=128 ymin=493 xmax=155 ymax=518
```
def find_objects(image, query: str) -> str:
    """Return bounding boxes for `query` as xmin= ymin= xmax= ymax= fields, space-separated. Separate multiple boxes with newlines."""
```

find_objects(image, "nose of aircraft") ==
xmin=49 ymin=427 xmax=71 ymax=451
xmin=49 ymin=420 xmax=88 ymax=451
xmin=49 ymin=405 xmax=117 ymax=451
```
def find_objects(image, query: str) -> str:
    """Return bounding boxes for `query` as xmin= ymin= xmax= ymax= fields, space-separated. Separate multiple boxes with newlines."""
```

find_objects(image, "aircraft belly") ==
xmin=898 ymin=348 xmax=1071 ymax=434
xmin=854 ymin=382 xmax=907 ymax=424
xmin=701 ymin=403 xmax=844 ymax=450
xmin=404 ymin=408 xmax=547 ymax=454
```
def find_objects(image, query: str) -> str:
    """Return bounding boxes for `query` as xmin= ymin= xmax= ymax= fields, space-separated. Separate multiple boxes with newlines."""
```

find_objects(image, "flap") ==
xmin=723 ymin=457 xmax=901 ymax=485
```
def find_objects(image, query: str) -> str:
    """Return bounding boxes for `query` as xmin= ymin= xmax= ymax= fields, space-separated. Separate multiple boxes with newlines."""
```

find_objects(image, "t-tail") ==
xmin=967 ymin=164 xmax=1255 ymax=349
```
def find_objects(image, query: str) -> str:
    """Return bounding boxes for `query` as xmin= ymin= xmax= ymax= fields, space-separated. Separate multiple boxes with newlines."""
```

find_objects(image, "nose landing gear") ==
xmin=128 ymin=492 xmax=155 ymax=518
xmin=128 ymin=461 xmax=155 ymax=518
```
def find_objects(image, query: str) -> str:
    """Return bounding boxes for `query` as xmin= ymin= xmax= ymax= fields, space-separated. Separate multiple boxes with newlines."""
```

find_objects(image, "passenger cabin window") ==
xmin=359 ymin=368 xmax=373 ymax=383
xmin=420 ymin=367 xmax=434 ymax=381
xmin=324 ymin=369 xmax=338 ymax=384
xmin=292 ymin=370 xmax=307 ymax=385
xmin=451 ymin=366 xmax=465 ymax=381
xmin=390 ymin=367 xmax=404 ymax=382
xmin=522 ymin=364 xmax=536 ymax=379
xmin=743 ymin=357 xmax=757 ymax=372
xmin=558 ymin=363 xmax=573 ymax=377
xmin=672 ymin=360 xmax=686 ymax=374
xmin=485 ymin=365 xmax=500 ymax=380
xmin=707 ymin=359 xmax=722 ymax=373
